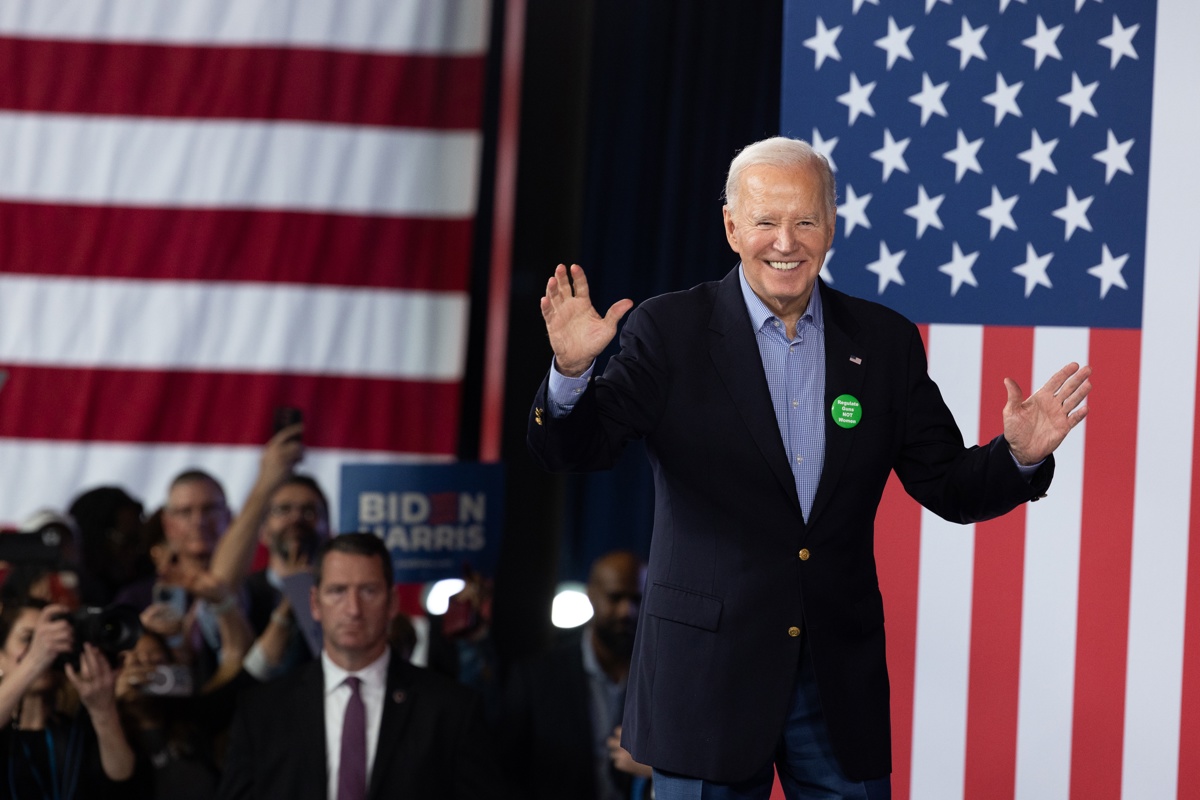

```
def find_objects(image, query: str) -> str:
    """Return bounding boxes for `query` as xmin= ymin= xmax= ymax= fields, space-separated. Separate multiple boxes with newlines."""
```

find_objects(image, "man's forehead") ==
xmin=320 ymin=552 xmax=386 ymax=584
xmin=270 ymin=482 xmax=324 ymax=507
xmin=168 ymin=478 xmax=225 ymax=503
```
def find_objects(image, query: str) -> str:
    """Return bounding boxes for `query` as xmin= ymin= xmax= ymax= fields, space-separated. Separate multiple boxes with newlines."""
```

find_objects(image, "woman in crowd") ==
xmin=0 ymin=597 xmax=143 ymax=799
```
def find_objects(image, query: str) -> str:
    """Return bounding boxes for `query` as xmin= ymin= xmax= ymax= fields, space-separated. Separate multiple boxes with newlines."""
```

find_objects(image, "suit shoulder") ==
xmin=395 ymin=660 xmax=484 ymax=711
xmin=636 ymin=278 xmax=722 ymax=318
xmin=237 ymin=667 xmax=309 ymax=710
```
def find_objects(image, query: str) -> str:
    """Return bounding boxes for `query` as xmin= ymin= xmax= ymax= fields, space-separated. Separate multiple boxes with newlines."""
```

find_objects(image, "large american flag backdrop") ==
xmin=782 ymin=0 xmax=1200 ymax=798
xmin=0 ymin=1 xmax=490 ymax=522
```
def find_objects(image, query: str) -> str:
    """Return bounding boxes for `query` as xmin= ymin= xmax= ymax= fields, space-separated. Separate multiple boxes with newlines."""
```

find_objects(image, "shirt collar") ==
xmin=737 ymin=263 xmax=825 ymax=335
xmin=322 ymin=647 xmax=391 ymax=695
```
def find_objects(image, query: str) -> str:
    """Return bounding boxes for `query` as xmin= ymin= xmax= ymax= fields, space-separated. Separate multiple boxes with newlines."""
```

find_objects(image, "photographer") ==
xmin=0 ymin=598 xmax=143 ymax=798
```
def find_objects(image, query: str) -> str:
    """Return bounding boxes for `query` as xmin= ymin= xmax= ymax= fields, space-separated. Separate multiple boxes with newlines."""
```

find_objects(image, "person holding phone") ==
xmin=116 ymin=630 xmax=250 ymax=800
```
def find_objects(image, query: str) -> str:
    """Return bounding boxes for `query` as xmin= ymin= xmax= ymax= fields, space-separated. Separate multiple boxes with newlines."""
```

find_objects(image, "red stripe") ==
xmin=0 ymin=202 xmax=472 ymax=291
xmin=877 ymin=472 xmax=923 ymax=800
xmin=479 ymin=0 xmax=527 ymax=463
xmin=1178 ymin=305 xmax=1200 ymax=797
xmin=963 ymin=326 xmax=1033 ymax=800
xmin=1070 ymin=328 xmax=1139 ymax=800
xmin=874 ymin=322 xmax=931 ymax=800
xmin=0 ymin=366 xmax=458 ymax=454
xmin=0 ymin=37 xmax=484 ymax=129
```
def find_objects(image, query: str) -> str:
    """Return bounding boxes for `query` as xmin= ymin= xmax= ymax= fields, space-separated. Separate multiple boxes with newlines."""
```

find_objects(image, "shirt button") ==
xmin=791 ymin=399 xmax=799 ymax=408
xmin=798 ymin=548 xmax=810 ymax=561
xmin=773 ymin=320 xmax=781 ymax=328
xmin=795 ymin=455 xmax=803 ymax=464
xmin=788 ymin=626 xmax=801 ymax=638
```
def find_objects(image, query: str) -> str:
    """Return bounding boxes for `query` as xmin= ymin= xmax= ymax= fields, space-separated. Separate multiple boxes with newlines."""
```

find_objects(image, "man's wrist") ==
xmin=553 ymin=356 xmax=592 ymax=378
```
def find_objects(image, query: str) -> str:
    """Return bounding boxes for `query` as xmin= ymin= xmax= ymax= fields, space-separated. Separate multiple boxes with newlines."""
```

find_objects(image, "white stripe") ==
xmin=0 ymin=0 xmax=490 ymax=54
xmin=0 ymin=113 xmax=481 ymax=217
xmin=1123 ymin=0 xmax=1200 ymax=796
xmin=0 ymin=276 xmax=468 ymax=380
xmin=909 ymin=324 xmax=983 ymax=800
xmin=1013 ymin=328 xmax=1090 ymax=800
xmin=0 ymin=439 xmax=452 ymax=531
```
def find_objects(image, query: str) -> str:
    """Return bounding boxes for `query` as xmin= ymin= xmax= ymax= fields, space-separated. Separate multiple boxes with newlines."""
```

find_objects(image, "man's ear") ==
xmin=722 ymin=206 xmax=739 ymax=251
xmin=310 ymin=585 xmax=321 ymax=624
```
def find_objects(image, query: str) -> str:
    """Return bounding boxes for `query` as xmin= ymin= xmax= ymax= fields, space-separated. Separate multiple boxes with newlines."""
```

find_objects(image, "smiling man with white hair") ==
xmin=529 ymin=136 xmax=1092 ymax=799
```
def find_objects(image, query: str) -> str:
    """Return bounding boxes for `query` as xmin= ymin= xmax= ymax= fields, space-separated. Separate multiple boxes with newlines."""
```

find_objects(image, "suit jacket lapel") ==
xmin=367 ymin=651 xmax=415 ymax=799
xmin=301 ymin=661 xmax=331 ymax=799
xmin=708 ymin=267 xmax=803 ymax=514
xmin=809 ymin=284 xmax=866 ymax=529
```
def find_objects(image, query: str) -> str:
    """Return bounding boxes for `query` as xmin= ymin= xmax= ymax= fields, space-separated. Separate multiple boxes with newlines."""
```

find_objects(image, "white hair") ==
xmin=724 ymin=137 xmax=836 ymax=217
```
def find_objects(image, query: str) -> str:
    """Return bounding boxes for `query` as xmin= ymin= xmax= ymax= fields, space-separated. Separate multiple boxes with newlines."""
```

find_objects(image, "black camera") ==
xmin=54 ymin=604 xmax=142 ymax=667
xmin=0 ymin=530 xmax=64 ymax=566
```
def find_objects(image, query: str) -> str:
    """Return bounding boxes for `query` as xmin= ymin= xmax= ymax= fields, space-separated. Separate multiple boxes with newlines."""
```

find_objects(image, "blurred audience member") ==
xmin=426 ymin=565 xmax=502 ymax=721
xmin=237 ymin=474 xmax=329 ymax=680
xmin=218 ymin=533 xmax=501 ymax=799
xmin=114 ymin=470 xmax=230 ymax=613
xmin=500 ymin=550 xmax=649 ymax=800
xmin=0 ymin=510 xmax=83 ymax=609
xmin=68 ymin=487 xmax=146 ymax=607
xmin=116 ymin=630 xmax=251 ymax=800
xmin=0 ymin=598 xmax=144 ymax=798
xmin=116 ymin=434 xmax=297 ymax=687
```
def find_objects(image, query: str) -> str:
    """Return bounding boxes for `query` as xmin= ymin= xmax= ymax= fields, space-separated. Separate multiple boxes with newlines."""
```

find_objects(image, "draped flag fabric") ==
xmin=782 ymin=1 xmax=1200 ymax=798
xmin=0 ymin=1 xmax=490 ymax=521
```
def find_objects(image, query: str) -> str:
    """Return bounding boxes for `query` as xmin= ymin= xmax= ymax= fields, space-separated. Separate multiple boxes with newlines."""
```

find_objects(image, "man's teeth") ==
xmin=768 ymin=261 xmax=799 ymax=271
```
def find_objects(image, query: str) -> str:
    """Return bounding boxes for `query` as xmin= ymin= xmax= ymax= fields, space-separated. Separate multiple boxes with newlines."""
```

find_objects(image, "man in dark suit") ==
xmin=501 ymin=550 xmax=648 ymax=799
xmin=217 ymin=533 xmax=499 ymax=800
xmin=528 ymin=137 xmax=1091 ymax=799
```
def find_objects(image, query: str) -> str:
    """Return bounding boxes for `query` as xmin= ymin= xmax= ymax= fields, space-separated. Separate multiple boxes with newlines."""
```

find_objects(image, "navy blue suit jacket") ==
xmin=528 ymin=268 xmax=1052 ymax=782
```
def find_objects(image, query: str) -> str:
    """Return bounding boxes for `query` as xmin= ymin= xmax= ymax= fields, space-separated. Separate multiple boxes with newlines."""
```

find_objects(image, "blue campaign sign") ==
xmin=338 ymin=462 xmax=505 ymax=583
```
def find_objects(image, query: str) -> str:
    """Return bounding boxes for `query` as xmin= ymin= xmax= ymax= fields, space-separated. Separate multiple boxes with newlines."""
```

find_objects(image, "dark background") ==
xmin=459 ymin=0 xmax=784 ymax=663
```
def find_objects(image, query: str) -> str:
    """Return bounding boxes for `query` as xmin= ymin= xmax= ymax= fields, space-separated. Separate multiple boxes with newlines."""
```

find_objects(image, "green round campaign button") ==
xmin=831 ymin=394 xmax=862 ymax=429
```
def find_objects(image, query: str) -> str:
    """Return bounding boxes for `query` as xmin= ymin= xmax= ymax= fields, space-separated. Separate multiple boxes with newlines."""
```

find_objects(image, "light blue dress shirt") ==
xmin=736 ymin=266 xmax=826 ymax=521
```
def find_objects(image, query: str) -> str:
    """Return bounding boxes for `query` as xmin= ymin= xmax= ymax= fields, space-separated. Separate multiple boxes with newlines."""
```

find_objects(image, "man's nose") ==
xmin=774 ymin=225 xmax=797 ymax=252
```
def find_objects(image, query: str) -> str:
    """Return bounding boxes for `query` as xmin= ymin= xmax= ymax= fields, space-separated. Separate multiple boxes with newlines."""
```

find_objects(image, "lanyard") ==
xmin=10 ymin=727 xmax=62 ymax=800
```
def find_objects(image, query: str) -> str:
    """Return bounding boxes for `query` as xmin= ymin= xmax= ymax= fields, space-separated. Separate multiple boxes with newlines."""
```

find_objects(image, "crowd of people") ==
xmin=0 ymin=423 xmax=650 ymax=799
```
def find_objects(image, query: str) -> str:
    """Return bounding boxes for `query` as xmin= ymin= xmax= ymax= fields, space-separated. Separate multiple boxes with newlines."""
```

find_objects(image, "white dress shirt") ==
xmin=322 ymin=648 xmax=390 ymax=800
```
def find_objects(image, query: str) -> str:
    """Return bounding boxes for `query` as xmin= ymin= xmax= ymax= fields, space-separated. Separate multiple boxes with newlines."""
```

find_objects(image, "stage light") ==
xmin=551 ymin=581 xmax=592 ymax=628
xmin=422 ymin=578 xmax=466 ymax=615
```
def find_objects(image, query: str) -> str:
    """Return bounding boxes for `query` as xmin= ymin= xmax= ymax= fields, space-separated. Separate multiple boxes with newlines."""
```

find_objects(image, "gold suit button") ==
xmin=788 ymin=626 xmax=801 ymax=638
xmin=798 ymin=548 xmax=810 ymax=561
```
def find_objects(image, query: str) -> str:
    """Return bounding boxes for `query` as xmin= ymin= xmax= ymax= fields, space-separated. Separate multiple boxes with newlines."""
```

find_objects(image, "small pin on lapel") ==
xmin=849 ymin=356 xmax=862 ymax=365
xmin=392 ymin=690 xmax=407 ymax=704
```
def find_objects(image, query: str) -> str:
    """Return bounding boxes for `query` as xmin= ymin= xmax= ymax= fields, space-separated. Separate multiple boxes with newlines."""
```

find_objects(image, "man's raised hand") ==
xmin=540 ymin=263 xmax=633 ymax=377
xmin=1003 ymin=361 xmax=1092 ymax=466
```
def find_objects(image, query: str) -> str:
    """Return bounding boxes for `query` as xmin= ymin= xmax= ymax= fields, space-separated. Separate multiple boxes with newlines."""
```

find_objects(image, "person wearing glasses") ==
xmin=239 ymin=474 xmax=331 ymax=679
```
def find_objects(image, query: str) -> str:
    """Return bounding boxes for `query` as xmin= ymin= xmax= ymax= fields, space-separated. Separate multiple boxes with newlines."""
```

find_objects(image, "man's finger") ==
xmin=568 ymin=263 xmax=589 ymax=299
xmin=605 ymin=298 xmax=635 ymax=325
xmin=1003 ymin=376 xmax=1024 ymax=408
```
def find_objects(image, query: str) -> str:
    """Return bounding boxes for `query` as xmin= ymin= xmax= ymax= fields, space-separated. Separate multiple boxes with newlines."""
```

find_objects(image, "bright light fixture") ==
xmin=423 ymin=578 xmax=466 ymax=615
xmin=551 ymin=581 xmax=593 ymax=628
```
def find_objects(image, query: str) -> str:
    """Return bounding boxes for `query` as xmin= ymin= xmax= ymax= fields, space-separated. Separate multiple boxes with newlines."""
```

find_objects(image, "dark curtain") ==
xmin=562 ymin=0 xmax=784 ymax=581
xmin=493 ymin=0 xmax=782 ymax=662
